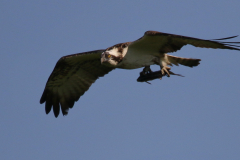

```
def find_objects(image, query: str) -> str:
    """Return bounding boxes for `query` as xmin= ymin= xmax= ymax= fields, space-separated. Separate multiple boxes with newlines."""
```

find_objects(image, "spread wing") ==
xmin=40 ymin=50 xmax=113 ymax=117
xmin=128 ymin=31 xmax=240 ymax=54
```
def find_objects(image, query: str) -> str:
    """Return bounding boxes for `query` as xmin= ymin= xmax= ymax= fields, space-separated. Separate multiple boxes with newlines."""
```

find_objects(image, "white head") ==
xmin=101 ymin=42 xmax=130 ymax=67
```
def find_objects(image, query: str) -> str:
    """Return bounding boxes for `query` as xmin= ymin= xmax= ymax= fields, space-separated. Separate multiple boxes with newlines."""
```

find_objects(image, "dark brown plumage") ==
xmin=40 ymin=31 xmax=240 ymax=117
xmin=40 ymin=50 xmax=113 ymax=117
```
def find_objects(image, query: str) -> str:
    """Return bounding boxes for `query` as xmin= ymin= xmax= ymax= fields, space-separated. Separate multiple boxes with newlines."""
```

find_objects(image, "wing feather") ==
xmin=129 ymin=31 xmax=240 ymax=54
xmin=40 ymin=50 xmax=114 ymax=117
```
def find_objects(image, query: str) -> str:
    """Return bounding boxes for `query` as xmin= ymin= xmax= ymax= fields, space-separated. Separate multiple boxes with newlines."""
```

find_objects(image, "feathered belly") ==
xmin=118 ymin=54 xmax=158 ymax=69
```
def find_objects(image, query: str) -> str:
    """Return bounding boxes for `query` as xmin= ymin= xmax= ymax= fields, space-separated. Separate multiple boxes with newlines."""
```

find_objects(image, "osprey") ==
xmin=40 ymin=31 xmax=240 ymax=117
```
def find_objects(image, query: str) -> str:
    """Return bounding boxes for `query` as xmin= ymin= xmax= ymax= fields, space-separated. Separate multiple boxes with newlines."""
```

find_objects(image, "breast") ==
xmin=118 ymin=53 xmax=158 ymax=69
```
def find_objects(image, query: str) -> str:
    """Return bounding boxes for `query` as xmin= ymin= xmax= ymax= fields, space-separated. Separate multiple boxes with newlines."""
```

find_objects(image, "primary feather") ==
xmin=40 ymin=31 xmax=240 ymax=117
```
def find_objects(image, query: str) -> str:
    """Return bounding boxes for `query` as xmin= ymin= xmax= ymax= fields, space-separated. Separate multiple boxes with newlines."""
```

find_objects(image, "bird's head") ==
xmin=101 ymin=42 xmax=130 ymax=67
xmin=101 ymin=49 xmax=123 ymax=67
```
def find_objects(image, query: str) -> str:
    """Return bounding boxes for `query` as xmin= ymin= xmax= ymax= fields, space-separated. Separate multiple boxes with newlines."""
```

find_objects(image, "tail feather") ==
xmin=167 ymin=55 xmax=201 ymax=67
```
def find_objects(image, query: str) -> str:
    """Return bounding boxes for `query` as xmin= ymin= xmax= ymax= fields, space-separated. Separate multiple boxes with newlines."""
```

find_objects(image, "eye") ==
xmin=108 ymin=55 xmax=112 ymax=58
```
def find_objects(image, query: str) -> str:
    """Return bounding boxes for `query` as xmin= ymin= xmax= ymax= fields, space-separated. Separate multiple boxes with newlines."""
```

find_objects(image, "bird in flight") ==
xmin=40 ymin=31 xmax=240 ymax=117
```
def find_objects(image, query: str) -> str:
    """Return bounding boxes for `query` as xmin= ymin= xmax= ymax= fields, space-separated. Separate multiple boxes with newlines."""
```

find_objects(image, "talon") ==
xmin=140 ymin=66 xmax=152 ymax=75
xmin=161 ymin=66 xmax=171 ymax=77
xmin=143 ymin=66 xmax=152 ymax=74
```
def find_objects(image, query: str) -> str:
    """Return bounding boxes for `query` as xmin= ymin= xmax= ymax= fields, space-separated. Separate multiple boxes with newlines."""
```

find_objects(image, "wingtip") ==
xmin=40 ymin=99 xmax=45 ymax=104
xmin=62 ymin=108 xmax=69 ymax=116
xmin=45 ymin=104 xmax=52 ymax=115
xmin=40 ymin=90 xmax=47 ymax=104
xmin=53 ymin=103 xmax=60 ymax=118
xmin=53 ymin=110 xmax=59 ymax=118
xmin=211 ymin=35 xmax=239 ymax=41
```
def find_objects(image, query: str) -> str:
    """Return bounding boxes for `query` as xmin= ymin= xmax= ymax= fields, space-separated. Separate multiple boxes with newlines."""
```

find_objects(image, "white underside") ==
xmin=117 ymin=49 xmax=160 ymax=69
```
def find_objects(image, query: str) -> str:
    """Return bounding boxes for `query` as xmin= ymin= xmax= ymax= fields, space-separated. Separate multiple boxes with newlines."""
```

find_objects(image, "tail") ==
xmin=166 ymin=55 xmax=201 ymax=67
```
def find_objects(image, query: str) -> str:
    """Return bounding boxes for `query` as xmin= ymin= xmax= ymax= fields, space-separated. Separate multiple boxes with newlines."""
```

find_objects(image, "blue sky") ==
xmin=1 ymin=0 xmax=240 ymax=159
